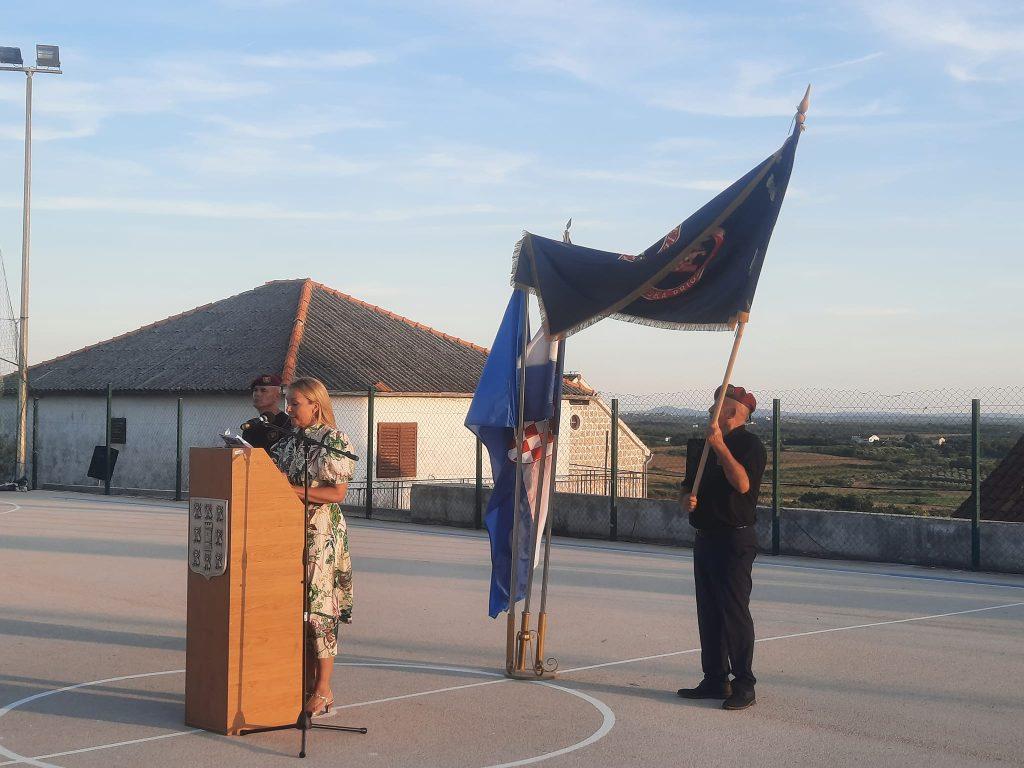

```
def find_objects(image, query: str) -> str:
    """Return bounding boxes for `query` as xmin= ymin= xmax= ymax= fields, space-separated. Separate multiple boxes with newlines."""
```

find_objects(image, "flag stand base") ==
xmin=506 ymin=624 xmax=557 ymax=680
xmin=505 ymin=668 xmax=557 ymax=681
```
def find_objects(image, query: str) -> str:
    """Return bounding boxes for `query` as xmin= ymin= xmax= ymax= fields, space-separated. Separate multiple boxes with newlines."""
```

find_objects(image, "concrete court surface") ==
xmin=1 ymin=491 xmax=1023 ymax=768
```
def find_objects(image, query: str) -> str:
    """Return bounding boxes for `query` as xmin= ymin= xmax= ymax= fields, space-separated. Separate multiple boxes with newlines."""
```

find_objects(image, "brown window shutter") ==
xmin=377 ymin=422 xmax=417 ymax=478
xmin=398 ymin=423 xmax=417 ymax=477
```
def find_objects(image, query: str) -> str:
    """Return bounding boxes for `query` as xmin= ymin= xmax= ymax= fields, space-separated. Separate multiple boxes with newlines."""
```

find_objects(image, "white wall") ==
xmin=23 ymin=394 xmax=256 ymax=491
xmin=10 ymin=391 xmax=648 ymax=496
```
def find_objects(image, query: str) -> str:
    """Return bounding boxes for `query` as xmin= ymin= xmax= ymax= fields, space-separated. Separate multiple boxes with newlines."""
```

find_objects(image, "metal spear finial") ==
xmin=795 ymin=84 xmax=812 ymax=130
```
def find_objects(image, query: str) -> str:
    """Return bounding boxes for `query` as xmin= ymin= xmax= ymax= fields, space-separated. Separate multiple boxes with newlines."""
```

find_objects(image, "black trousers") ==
xmin=693 ymin=526 xmax=757 ymax=692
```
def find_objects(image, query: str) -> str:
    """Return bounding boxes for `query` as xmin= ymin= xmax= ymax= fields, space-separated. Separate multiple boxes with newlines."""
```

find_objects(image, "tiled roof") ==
xmin=15 ymin=281 xmax=303 ymax=393
xmin=10 ymin=279 xmax=595 ymax=397
xmin=293 ymin=282 xmax=487 ymax=393
xmin=954 ymin=434 xmax=1024 ymax=522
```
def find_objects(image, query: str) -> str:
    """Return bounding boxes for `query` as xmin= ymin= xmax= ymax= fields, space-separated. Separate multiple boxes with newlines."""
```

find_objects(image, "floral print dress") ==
xmin=271 ymin=424 xmax=355 ymax=658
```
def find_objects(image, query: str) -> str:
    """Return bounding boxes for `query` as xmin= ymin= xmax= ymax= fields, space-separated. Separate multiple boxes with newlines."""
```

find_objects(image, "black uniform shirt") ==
xmin=242 ymin=410 xmax=292 ymax=451
xmin=683 ymin=426 xmax=767 ymax=530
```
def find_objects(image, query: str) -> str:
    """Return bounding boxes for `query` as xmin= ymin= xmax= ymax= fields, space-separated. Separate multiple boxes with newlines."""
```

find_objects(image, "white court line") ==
xmin=334 ymin=663 xmax=508 ymax=709
xmin=560 ymin=600 xmax=1024 ymax=674
xmin=0 ymin=501 xmax=21 ymax=516
xmin=2 ymin=601 xmax=1023 ymax=765
xmin=0 ymin=663 xmax=616 ymax=768
xmin=0 ymin=730 xmax=201 ymax=766
xmin=346 ymin=518 xmax=1024 ymax=592
xmin=485 ymin=681 xmax=615 ymax=768
xmin=0 ymin=671 xmax=183 ymax=768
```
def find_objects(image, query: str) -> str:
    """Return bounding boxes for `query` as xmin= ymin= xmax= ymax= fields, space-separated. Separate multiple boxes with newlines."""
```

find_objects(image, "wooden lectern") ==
xmin=185 ymin=447 xmax=304 ymax=735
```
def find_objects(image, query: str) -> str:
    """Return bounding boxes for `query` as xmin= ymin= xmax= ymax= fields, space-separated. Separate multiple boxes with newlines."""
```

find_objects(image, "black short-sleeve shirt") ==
xmin=683 ymin=426 xmax=767 ymax=530
xmin=242 ymin=410 xmax=292 ymax=451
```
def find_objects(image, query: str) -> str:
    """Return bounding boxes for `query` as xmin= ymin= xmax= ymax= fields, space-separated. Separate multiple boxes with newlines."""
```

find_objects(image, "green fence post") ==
xmin=971 ymin=398 xmax=981 ymax=570
xmin=366 ymin=386 xmax=375 ymax=519
xmin=175 ymin=397 xmax=184 ymax=501
xmin=31 ymin=397 xmax=38 ymax=490
xmin=104 ymin=384 xmax=113 ymax=495
xmin=474 ymin=437 xmax=483 ymax=530
xmin=610 ymin=398 xmax=619 ymax=541
xmin=772 ymin=398 xmax=781 ymax=556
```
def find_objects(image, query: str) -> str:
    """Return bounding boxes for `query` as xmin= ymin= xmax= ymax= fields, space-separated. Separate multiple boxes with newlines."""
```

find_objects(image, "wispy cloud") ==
xmin=186 ymin=140 xmax=375 ymax=178
xmin=411 ymin=145 xmax=533 ymax=184
xmin=0 ymin=57 xmax=270 ymax=141
xmin=0 ymin=195 xmax=500 ymax=222
xmin=564 ymin=169 xmax=731 ymax=192
xmin=801 ymin=52 xmax=885 ymax=74
xmin=218 ymin=0 xmax=304 ymax=7
xmin=205 ymin=112 xmax=387 ymax=140
xmin=440 ymin=0 xmax=704 ymax=86
xmin=649 ymin=59 xmax=897 ymax=119
xmin=825 ymin=306 xmax=916 ymax=318
xmin=242 ymin=49 xmax=380 ymax=69
xmin=858 ymin=1 xmax=1024 ymax=82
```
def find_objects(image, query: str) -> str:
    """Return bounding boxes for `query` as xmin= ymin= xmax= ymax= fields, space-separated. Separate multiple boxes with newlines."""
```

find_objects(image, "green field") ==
xmin=627 ymin=411 xmax=1021 ymax=517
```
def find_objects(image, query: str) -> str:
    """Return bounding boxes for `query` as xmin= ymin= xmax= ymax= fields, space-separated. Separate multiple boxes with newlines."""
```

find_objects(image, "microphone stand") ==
xmin=296 ymin=427 xmax=367 ymax=758
xmin=247 ymin=421 xmax=367 ymax=757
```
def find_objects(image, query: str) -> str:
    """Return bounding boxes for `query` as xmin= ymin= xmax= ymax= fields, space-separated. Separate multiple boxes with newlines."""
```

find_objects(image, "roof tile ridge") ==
xmin=282 ymin=278 xmax=314 ymax=385
xmin=26 ymin=283 xmax=295 ymax=373
xmin=25 ymin=299 xmax=219 ymax=371
xmin=311 ymin=281 xmax=489 ymax=355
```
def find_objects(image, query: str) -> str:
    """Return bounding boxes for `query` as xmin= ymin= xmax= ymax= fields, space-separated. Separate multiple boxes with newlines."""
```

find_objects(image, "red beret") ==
xmin=250 ymin=373 xmax=283 ymax=390
xmin=715 ymin=384 xmax=756 ymax=414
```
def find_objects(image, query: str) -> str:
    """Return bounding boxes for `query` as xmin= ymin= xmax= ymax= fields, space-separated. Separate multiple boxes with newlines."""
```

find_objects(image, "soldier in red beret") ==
xmin=677 ymin=384 xmax=767 ymax=711
xmin=242 ymin=374 xmax=292 ymax=451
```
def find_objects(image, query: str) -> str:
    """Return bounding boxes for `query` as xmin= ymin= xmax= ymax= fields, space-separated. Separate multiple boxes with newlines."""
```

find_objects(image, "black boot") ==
xmin=677 ymin=678 xmax=732 ymax=699
xmin=722 ymin=688 xmax=756 ymax=710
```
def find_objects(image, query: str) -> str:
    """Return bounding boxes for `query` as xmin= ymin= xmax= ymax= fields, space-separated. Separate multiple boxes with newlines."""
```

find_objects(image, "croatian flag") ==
xmin=465 ymin=293 xmax=564 ymax=618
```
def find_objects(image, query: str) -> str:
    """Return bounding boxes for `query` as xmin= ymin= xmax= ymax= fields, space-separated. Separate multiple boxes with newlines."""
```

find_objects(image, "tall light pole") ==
xmin=1 ymin=44 xmax=62 ymax=483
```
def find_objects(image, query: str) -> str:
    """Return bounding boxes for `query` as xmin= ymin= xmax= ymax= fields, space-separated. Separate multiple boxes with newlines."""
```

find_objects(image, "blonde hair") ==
xmin=288 ymin=377 xmax=336 ymax=428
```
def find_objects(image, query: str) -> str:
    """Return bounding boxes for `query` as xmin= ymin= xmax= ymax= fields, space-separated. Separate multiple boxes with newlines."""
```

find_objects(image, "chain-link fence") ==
xmin=10 ymin=385 xmax=1024 ymax=572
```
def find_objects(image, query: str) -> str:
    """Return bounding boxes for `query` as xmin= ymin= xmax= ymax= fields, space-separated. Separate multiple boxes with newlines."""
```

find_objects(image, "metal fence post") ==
xmin=366 ymin=386 xmax=374 ymax=519
xmin=31 ymin=397 xmax=38 ymax=490
xmin=175 ymin=397 xmax=184 ymax=501
xmin=610 ymin=398 xmax=619 ymax=541
xmin=104 ymin=384 xmax=112 ymax=495
xmin=474 ymin=436 xmax=483 ymax=529
xmin=772 ymin=398 xmax=781 ymax=556
xmin=971 ymin=398 xmax=981 ymax=570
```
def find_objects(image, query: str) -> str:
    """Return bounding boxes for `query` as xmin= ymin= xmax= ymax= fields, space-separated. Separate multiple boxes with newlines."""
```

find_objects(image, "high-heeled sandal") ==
xmin=304 ymin=692 xmax=334 ymax=717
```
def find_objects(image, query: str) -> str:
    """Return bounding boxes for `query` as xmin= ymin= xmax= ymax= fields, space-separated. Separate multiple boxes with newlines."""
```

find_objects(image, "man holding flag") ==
xmin=472 ymin=88 xmax=809 ymax=682
xmin=677 ymin=385 xmax=766 ymax=711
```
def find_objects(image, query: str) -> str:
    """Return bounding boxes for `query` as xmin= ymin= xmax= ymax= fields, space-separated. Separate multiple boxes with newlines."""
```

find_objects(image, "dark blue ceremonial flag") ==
xmin=512 ymin=128 xmax=801 ymax=338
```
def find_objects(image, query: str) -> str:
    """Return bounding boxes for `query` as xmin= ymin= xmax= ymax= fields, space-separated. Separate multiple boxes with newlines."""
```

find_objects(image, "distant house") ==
xmin=953 ymin=434 xmax=1024 ymax=523
xmin=852 ymin=435 xmax=882 ymax=445
xmin=3 ymin=279 xmax=650 ymax=503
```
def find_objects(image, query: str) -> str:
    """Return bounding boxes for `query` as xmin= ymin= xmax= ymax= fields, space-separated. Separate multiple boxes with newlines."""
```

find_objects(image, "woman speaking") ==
xmin=270 ymin=376 xmax=355 ymax=717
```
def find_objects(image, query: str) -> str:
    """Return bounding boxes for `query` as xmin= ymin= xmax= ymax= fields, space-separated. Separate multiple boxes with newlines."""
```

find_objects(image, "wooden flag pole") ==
xmin=515 ymin=413 xmax=549 ymax=673
xmin=690 ymin=313 xmax=749 ymax=497
xmin=505 ymin=289 xmax=530 ymax=675
xmin=689 ymin=88 xmax=810 ymax=497
xmin=534 ymin=338 xmax=565 ymax=676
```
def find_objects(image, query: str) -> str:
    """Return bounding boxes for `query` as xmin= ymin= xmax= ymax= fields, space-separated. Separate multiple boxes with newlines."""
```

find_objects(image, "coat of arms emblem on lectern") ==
xmin=188 ymin=497 xmax=229 ymax=579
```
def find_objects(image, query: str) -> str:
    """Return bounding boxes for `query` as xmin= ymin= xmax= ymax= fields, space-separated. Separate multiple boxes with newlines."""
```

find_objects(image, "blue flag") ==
xmin=465 ymin=293 xmax=564 ymax=618
xmin=513 ymin=128 xmax=801 ymax=338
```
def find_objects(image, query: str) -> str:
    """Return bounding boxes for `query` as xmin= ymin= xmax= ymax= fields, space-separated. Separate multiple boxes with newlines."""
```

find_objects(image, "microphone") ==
xmin=240 ymin=413 xmax=292 ymax=436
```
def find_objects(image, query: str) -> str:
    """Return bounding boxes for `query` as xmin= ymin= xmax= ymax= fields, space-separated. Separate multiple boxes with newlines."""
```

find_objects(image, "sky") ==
xmin=0 ymin=0 xmax=1021 ymax=395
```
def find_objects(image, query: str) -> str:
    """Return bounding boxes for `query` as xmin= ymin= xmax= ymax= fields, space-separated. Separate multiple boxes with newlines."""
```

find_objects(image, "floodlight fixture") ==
xmin=36 ymin=45 xmax=60 ymax=69
xmin=0 ymin=46 xmax=23 ymax=66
